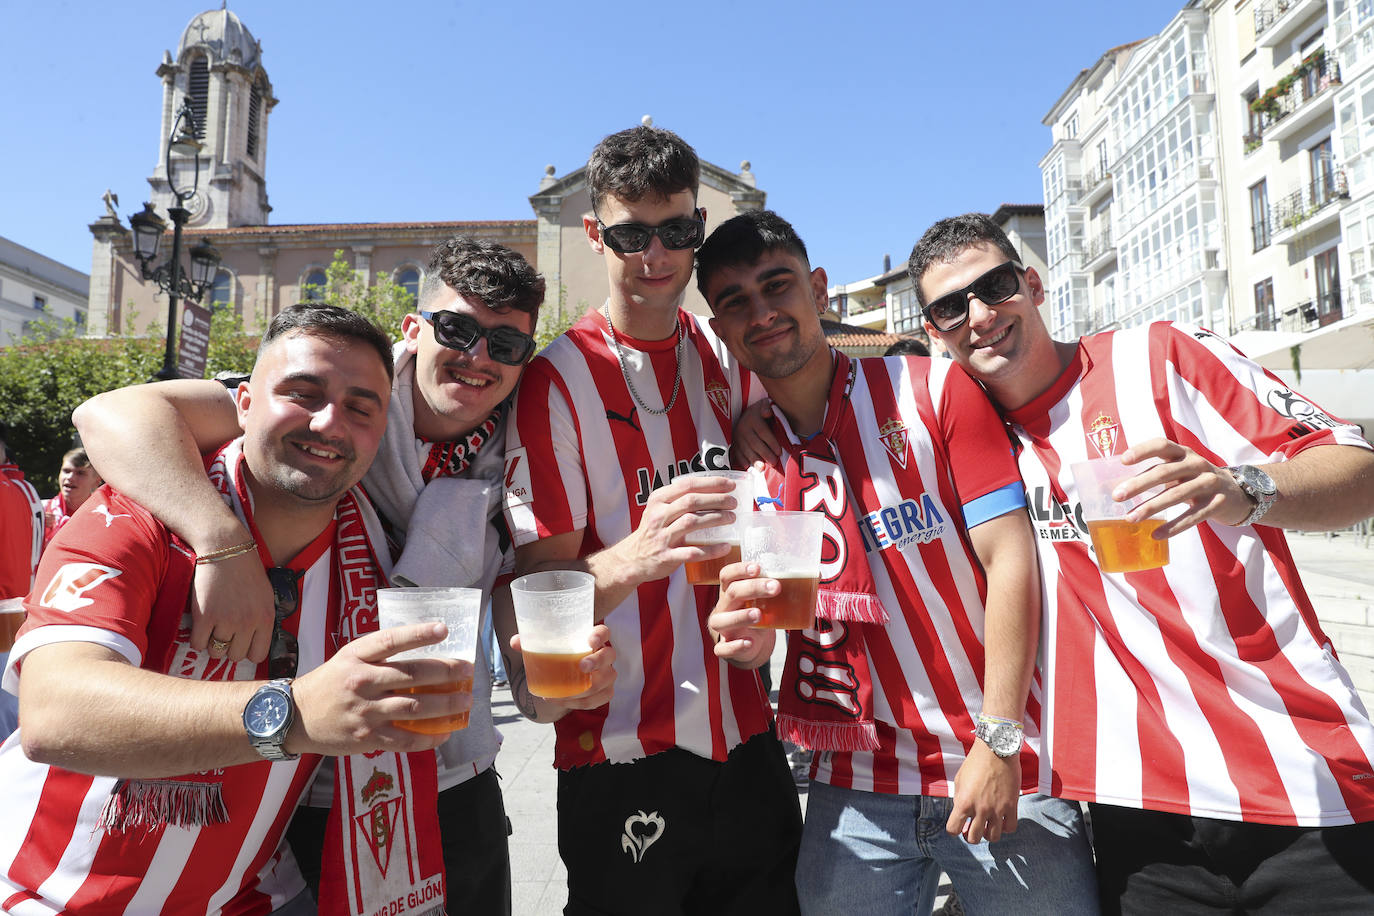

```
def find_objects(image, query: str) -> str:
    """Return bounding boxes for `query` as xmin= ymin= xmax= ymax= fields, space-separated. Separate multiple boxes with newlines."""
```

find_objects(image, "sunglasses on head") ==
xmin=922 ymin=260 xmax=1025 ymax=332
xmin=596 ymin=210 xmax=706 ymax=254
xmin=267 ymin=567 xmax=301 ymax=680
xmin=420 ymin=310 xmax=536 ymax=366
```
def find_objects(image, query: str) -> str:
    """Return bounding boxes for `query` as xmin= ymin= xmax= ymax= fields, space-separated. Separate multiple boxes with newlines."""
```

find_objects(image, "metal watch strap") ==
xmin=246 ymin=677 xmax=297 ymax=761
xmin=1225 ymin=465 xmax=1277 ymax=526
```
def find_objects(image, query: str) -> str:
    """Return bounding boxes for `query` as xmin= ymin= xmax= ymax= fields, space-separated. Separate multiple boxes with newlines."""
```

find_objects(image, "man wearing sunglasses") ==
xmin=71 ymin=238 xmax=618 ymax=914
xmin=700 ymin=210 xmax=1098 ymax=914
xmin=911 ymin=213 xmax=1374 ymax=913
xmin=1 ymin=304 xmax=476 ymax=914
xmin=504 ymin=125 xmax=802 ymax=914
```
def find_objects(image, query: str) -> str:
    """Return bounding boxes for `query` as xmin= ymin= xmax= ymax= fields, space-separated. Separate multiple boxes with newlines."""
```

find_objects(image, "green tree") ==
xmin=302 ymin=250 xmax=415 ymax=340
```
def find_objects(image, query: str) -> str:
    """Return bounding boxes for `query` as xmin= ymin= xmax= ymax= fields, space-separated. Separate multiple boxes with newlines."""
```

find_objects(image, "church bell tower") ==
xmin=148 ymin=6 xmax=276 ymax=228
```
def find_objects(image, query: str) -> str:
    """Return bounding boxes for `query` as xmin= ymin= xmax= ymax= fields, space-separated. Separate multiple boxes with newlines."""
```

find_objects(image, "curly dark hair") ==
xmin=418 ymin=237 xmax=544 ymax=319
xmin=586 ymin=125 xmax=700 ymax=213
xmin=907 ymin=213 xmax=1022 ymax=307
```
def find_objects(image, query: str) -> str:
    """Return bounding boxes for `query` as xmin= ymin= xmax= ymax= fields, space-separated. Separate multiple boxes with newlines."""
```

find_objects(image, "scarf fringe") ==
xmin=816 ymin=590 xmax=889 ymax=624
xmin=776 ymin=714 xmax=880 ymax=752
xmin=98 ymin=778 xmax=228 ymax=833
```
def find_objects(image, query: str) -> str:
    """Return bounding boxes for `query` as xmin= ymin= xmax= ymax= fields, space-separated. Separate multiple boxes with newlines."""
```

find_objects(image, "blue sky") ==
xmin=2 ymin=0 xmax=1189 ymax=288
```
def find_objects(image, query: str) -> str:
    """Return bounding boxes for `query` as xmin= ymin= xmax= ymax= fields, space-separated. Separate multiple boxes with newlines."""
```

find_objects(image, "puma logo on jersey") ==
xmin=39 ymin=563 xmax=122 ymax=612
xmin=606 ymin=405 xmax=641 ymax=432
xmin=93 ymin=505 xmax=132 ymax=527
xmin=621 ymin=810 xmax=665 ymax=863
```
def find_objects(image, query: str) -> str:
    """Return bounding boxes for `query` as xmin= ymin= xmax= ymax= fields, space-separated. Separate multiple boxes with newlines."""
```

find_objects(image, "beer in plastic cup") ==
xmin=742 ymin=512 xmax=824 ymax=629
xmin=510 ymin=570 xmax=595 ymax=698
xmin=1070 ymin=456 xmax=1170 ymax=573
xmin=376 ymin=586 xmax=481 ymax=734
xmin=0 ymin=598 xmax=25 ymax=653
xmin=680 ymin=469 xmax=753 ymax=585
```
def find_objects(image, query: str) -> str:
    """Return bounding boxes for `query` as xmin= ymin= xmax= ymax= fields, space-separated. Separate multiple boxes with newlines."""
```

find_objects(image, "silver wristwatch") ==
xmin=243 ymin=678 xmax=298 ymax=761
xmin=973 ymin=714 xmax=1024 ymax=759
xmin=1224 ymin=464 xmax=1278 ymax=527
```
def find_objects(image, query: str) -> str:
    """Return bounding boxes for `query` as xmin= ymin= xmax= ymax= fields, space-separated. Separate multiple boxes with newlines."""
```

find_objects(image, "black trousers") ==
xmin=287 ymin=766 xmax=512 ymax=914
xmin=557 ymin=731 xmax=803 ymax=916
xmin=1090 ymin=802 xmax=1374 ymax=915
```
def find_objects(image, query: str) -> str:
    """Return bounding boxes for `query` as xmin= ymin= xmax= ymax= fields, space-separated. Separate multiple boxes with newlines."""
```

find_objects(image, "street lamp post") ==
xmin=129 ymin=100 xmax=221 ymax=381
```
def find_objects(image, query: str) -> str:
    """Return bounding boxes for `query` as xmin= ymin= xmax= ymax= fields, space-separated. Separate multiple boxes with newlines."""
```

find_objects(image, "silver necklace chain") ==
xmin=603 ymin=306 xmax=684 ymax=416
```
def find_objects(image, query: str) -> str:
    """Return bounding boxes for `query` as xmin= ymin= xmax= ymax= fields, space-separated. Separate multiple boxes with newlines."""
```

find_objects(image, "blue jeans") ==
xmin=796 ymin=782 xmax=1099 ymax=915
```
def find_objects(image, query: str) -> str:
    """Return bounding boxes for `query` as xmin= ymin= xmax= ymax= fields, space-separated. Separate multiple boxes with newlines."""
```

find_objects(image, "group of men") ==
xmin=0 ymin=122 xmax=1370 ymax=916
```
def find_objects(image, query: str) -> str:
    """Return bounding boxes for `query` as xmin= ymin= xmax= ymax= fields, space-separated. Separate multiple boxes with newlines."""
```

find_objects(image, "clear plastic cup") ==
xmin=376 ymin=586 xmax=482 ymax=733
xmin=1069 ymin=456 xmax=1169 ymax=573
xmin=510 ymin=570 xmax=596 ymax=698
xmin=679 ymin=469 xmax=753 ymax=585
xmin=741 ymin=511 xmax=824 ymax=629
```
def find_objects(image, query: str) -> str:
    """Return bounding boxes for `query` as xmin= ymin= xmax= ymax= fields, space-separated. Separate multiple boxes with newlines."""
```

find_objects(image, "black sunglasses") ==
xmin=267 ymin=567 xmax=301 ymax=679
xmin=922 ymin=260 xmax=1025 ymax=332
xmin=420 ymin=310 xmax=536 ymax=366
xmin=596 ymin=210 xmax=706 ymax=254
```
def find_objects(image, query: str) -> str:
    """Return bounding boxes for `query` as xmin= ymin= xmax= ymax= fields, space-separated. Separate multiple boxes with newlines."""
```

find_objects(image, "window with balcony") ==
xmin=1313 ymin=248 xmax=1342 ymax=326
xmin=1250 ymin=180 xmax=1271 ymax=250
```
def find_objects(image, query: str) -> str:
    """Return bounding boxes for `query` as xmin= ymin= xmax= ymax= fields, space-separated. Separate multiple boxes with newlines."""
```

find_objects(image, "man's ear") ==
xmin=400 ymin=312 xmax=423 ymax=353
xmin=234 ymin=380 xmax=252 ymax=430
xmin=1023 ymin=265 xmax=1046 ymax=307
xmin=584 ymin=214 xmax=603 ymax=254
xmin=810 ymin=267 xmax=829 ymax=313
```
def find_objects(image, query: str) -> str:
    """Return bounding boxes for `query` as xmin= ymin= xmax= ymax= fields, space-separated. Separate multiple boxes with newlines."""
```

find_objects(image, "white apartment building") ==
xmin=1041 ymin=6 xmax=1225 ymax=344
xmin=0 ymin=237 xmax=90 ymax=345
xmin=1045 ymin=0 xmax=1372 ymax=431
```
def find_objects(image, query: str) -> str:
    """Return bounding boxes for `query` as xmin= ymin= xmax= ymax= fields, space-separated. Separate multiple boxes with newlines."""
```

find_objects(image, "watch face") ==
xmin=245 ymin=690 xmax=290 ymax=738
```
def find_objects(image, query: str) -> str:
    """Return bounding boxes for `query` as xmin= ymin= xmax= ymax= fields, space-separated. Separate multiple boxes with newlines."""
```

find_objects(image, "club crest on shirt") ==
xmin=354 ymin=767 xmax=402 ymax=878
xmin=1086 ymin=414 xmax=1120 ymax=458
xmin=706 ymin=381 xmax=731 ymax=423
xmin=877 ymin=418 xmax=910 ymax=469
xmin=39 ymin=563 xmax=121 ymax=612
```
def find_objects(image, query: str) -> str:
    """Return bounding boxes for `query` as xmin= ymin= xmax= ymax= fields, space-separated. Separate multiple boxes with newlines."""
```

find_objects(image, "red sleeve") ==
xmin=934 ymin=360 xmax=1022 ymax=503
xmin=0 ymin=473 xmax=42 ymax=599
xmin=20 ymin=488 xmax=168 ymax=662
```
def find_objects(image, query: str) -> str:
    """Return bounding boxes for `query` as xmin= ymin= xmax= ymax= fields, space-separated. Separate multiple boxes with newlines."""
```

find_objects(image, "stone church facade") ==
xmin=87 ymin=8 xmax=764 ymax=345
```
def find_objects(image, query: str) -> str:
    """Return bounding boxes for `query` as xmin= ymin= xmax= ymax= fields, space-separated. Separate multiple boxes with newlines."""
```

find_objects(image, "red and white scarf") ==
xmin=772 ymin=352 xmax=884 ymax=752
xmin=104 ymin=441 xmax=445 ymax=915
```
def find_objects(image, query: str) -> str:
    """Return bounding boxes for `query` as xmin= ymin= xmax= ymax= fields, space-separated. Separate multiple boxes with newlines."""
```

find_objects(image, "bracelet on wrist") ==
xmin=194 ymin=539 xmax=258 ymax=566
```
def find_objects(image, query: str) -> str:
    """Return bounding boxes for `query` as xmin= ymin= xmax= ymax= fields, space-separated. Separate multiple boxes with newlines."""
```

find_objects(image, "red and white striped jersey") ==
xmin=1006 ymin=322 xmax=1374 ymax=826
xmin=766 ymin=356 xmax=1040 ymax=796
xmin=503 ymin=307 xmax=773 ymax=768
xmin=0 ymin=486 xmax=340 ymax=914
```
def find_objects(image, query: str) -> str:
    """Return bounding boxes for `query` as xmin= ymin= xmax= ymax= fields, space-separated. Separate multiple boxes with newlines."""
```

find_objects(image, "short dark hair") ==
xmin=257 ymin=303 xmax=395 ymax=383
xmin=418 ymin=237 xmax=544 ymax=319
xmin=60 ymin=447 xmax=92 ymax=468
xmin=695 ymin=210 xmax=810 ymax=304
xmin=586 ymin=125 xmax=700 ymax=213
xmin=884 ymin=337 xmax=930 ymax=357
xmin=908 ymin=213 xmax=1022 ymax=307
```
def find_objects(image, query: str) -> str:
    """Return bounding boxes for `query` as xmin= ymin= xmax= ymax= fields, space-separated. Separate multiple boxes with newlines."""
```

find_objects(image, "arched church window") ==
xmin=303 ymin=269 xmax=328 ymax=301
xmin=187 ymin=56 xmax=209 ymax=138
xmin=396 ymin=266 xmax=420 ymax=305
xmin=209 ymin=270 xmax=233 ymax=312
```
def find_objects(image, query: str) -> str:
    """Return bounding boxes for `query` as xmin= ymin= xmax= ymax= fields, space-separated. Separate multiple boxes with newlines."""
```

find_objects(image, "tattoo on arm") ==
xmin=511 ymin=668 xmax=538 ymax=720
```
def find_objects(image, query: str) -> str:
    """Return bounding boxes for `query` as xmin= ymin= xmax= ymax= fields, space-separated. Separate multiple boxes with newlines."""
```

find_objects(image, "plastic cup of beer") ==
xmin=680 ymin=469 xmax=753 ymax=585
xmin=510 ymin=570 xmax=596 ymax=698
xmin=1070 ymin=456 xmax=1170 ymax=573
xmin=741 ymin=512 xmax=824 ymax=629
xmin=376 ymin=586 xmax=481 ymax=735
xmin=0 ymin=597 xmax=25 ymax=653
